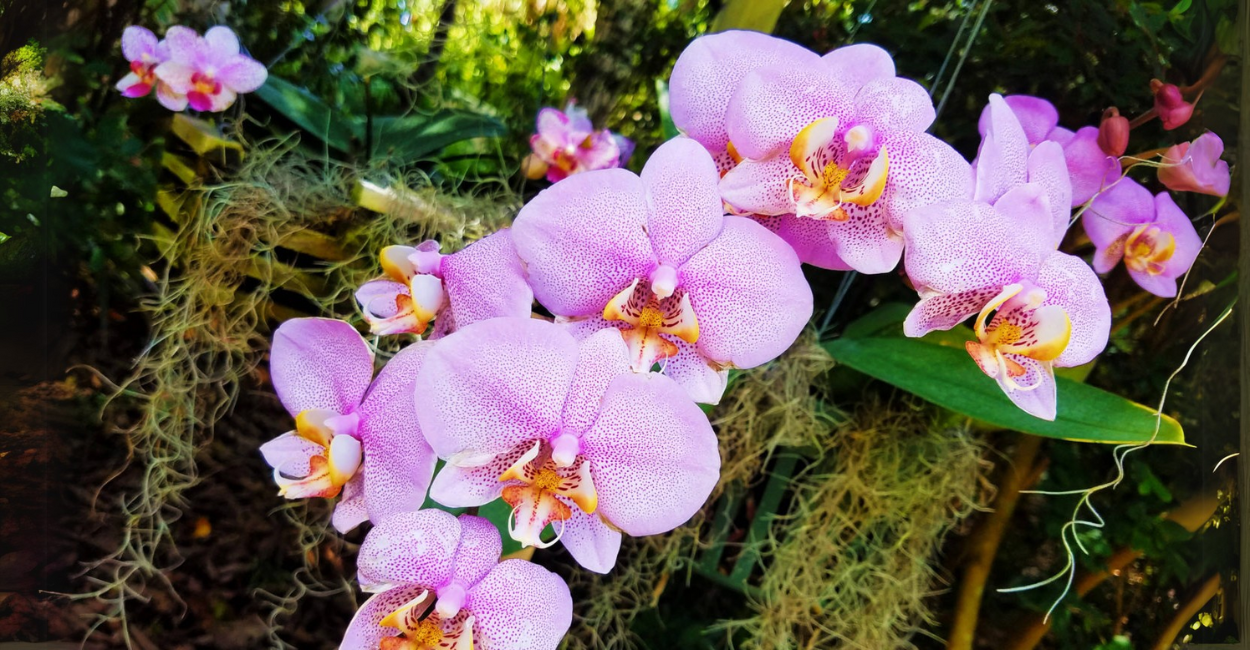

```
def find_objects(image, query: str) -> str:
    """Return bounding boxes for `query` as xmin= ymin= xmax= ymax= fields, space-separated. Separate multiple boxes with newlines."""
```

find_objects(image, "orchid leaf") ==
xmin=253 ymin=76 xmax=355 ymax=153
xmin=361 ymin=112 xmax=506 ymax=164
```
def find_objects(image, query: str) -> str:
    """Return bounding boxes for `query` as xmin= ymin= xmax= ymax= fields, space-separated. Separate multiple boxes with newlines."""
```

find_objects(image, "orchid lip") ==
xmin=498 ymin=439 xmax=598 ymax=548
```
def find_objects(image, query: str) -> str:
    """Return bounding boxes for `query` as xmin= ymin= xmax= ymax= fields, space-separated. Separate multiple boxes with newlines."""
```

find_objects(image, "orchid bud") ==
xmin=1150 ymin=79 xmax=1194 ymax=131
xmin=1096 ymin=107 xmax=1129 ymax=157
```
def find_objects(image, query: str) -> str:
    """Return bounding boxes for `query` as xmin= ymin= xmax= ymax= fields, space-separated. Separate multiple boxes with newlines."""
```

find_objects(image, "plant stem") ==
xmin=946 ymin=433 xmax=1044 ymax=650
xmin=1148 ymin=573 xmax=1221 ymax=650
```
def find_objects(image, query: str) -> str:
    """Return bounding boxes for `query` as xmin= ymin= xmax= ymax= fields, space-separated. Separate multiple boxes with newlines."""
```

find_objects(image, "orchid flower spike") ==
xmin=153 ymin=25 xmax=267 ymax=112
xmin=259 ymin=318 xmax=436 ymax=533
xmin=343 ymin=510 xmax=571 ymax=650
xmin=903 ymin=95 xmax=1110 ymax=420
xmin=1084 ymin=177 xmax=1203 ymax=298
xmin=976 ymin=94 xmax=1122 ymax=207
xmin=1158 ymin=132 xmax=1230 ymax=197
xmin=669 ymin=32 xmax=971 ymax=273
xmin=523 ymin=102 xmax=630 ymax=182
xmin=415 ymin=318 xmax=720 ymax=574
xmin=356 ymin=229 xmax=534 ymax=339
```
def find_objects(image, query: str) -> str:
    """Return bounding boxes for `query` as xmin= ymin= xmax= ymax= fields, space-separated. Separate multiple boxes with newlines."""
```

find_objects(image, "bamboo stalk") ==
xmin=1148 ymin=573 xmax=1221 ymax=650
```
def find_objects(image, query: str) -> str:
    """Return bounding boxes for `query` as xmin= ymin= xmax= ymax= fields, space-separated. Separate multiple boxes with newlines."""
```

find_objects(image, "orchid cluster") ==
xmin=522 ymin=102 xmax=635 ymax=182
xmin=117 ymin=25 xmax=267 ymax=112
xmin=250 ymin=29 xmax=1229 ymax=650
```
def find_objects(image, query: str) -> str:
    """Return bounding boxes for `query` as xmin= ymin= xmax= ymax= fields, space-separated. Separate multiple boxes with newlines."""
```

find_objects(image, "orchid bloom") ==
xmin=1151 ymin=80 xmax=1195 ymax=131
xmin=355 ymin=230 xmax=534 ymax=339
xmin=116 ymin=27 xmax=168 ymax=99
xmin=523 ymin=102 xmax=631 ymax=183
xmin=668 ymin=32 xmax=971 ymax=273
xmin=511 ymin=137 xmax=812 ymax=404
xmin=977 ymin=95 xmax=1122 ymax=207
xmin=342 ymin=510 xmax=571 ymax=650
xmin=153 ymin=25 xmax=267 ymax=112
xmin=1084 ymin=177 xmax=1202 ymax=298
xmin=259 ymin=318 xmax=436 ymax=533
xmin=902 ymin=95 xmax=1110 ymax=420
xmin=414 ymin=318 xmax=720 ymax=573
xmin=1158 ymin=132 xmax=1230 ymax=197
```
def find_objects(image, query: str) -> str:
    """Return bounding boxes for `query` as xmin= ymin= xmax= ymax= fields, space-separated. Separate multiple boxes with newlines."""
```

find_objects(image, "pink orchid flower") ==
xmin=523 ymin=102 xmax=630 ymax=183
xmin=977 ymin=95 xmax=1122 ymax=207
xmin=153 ymin=25 xmax=267 ymax=112
xmin=1158 ymin=132 xmax=1230 ymax=197
xmin=355 ymin=230 xmax=534 ymax=339
xmin=343 ymin=510 xmax=571 ymax=650
xmin=116 ymin=26 xmax=168 ymax=99
xmin=414 ymin=318 xmax=720 ymax=574
xmin=259 ymin=318 xmax=436 ymax=533
xmin=903 ymin=95 xmax=1110 ymax=420
xmin=511 ymin=137 xmax=813 ymax=404
xmin=669 ymin=32 xmax=971 ymax=273
xmin=1084 ymin=177 xmax=1203 ymax=298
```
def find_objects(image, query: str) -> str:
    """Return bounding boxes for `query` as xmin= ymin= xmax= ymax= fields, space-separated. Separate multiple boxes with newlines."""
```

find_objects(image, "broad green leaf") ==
xmin=822 ymin=336 xmax=1185 ymax=445
xmin=362 ymin=112 xmax=506 ymax=164
xmin=711 ymin=0 xmax=786 ymax=33
xmin=656 ymin=79 xmax=680 ymax=141
xmin=253 ymin=76 xmax=355 ymax=153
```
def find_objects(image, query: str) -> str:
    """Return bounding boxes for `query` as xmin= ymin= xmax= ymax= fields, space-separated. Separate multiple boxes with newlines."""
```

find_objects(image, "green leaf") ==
xmin=253 ymin=76 xmax=356 ymax=153
xmin=655 ymin=79 xmax=680 ymax=141
xmin=361 ymin=111 xmax=506 ymax=164
xmin=823 ymin=336 xmax=1186 ymax=445
xmin=478 ymin=498 xmax=525 ymax=556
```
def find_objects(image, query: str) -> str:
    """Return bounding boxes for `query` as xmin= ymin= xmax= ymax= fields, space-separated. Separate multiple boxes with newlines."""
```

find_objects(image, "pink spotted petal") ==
xmin=1083 ymin=177 xmax=1155 ymax=273
xmin=562 ymin=328 xmax=631 ymax=436
xmin=680 ymin=216 xmax=812 ymax=369
xmin=428 ymin=460 xmax=510 ymax=508
xmin=441 ymin=229 xmax=534 ymax=330
xmin=719 ymin=154 xmax=796 ymax=216
xmin=974 ymin=94 xmax=1030 ymax=204
xmin=156 ymin=82 xmax=187 ymax=111
xmin=122 ymin=26 xmax=159 ymax=62
xmin=161 ymin=26 xmax=199 ymax=63
xmin=357 ymin=342 xmax=437 ymax=526
xmin=879 ymin=132 xmax=975 ymax=234
xmin=581 ymin=372 xmax=720 ymax=536
xmin=340 ymin=583 xmax=429 ymax=650
xmin=153 ymin=60 xmax=195 ymax=94
xmin=725 ymin=65 xmax=853 ymax=161
xmin=994 ymin=354 xmax=1058 ymax=421
xmin=356 ymin=279 xmax=407 ymax=320
xmin=332 ymin=474 xmax=370 ymax=533
xmin=1026 ymin=141 xmax=1073 ymax=247
xmin=978 ymin=95 xmax=1059 ymax=146
xmin=560 ymin=511 xmax=622 ymax=574
xmin=640 ymin=138 xmax=725 ymax=266
xmin=219 ymin=56 xmax=268 ymax=93
xmin=670 ymin=31 xmax=819 ymax=164
xmin=415 ymin=318 xmax=579 ymax=462
xmin=203 ymin=25 xmax=241 ymax=60
xmin=1034 ymin=252 xmax=1110 ymax=367
xmin=270 ymin=318 xmax=374 ymax=418
xmin=822 ymin=43 xmax=896 ymax=92
xmin=903 ymin=286 xmax=1005 ymax=338
xmin=451 ymin=514 xmax=503 ymax=589
xmin=852 ymin=77 xmax=935 ymax=135
xmin=512 ymin=169 xmax=656 ymax=317
xmin=259 ymin=431 xmax=322 ymax=478
xmin=992 ymin=182 xmax=1059 ymax=252
xmin=660 ymin=337 xmax=730 ymax=405
xmin=825 ymin=203 xmax=904 ymax=274
xmin=902 ymin=200 xmax=1045 ymax=295
xmin=204 ymin=86 xmax=238 ymax=112
xmin=1063 ymin=126 xmax=1121 ymax=206
xmin=357 ymin=509 xmax=462 ymax=591
xmin=752 ymin=214 xmax=850 ymax=271
xmin=467 ymin=560 xmax=572 ymax=650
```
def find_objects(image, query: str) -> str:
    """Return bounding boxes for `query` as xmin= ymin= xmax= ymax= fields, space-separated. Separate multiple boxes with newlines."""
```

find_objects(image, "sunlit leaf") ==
xmin=253 ymin=76 xmax=356 ymax=153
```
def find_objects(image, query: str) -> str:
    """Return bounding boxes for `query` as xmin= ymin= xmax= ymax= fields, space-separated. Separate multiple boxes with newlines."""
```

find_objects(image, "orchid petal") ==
xmin=153 ymin=60 xmax=194 ymax=94
xmin=427 ymin=454 xmax=519 ymax=508
xmin=1026 ymin=141 xmax=1073 ymax=247
xmin=357 ymin=509 xmax=462 ymax=591
xmin=270 ymin=318 xmax=373 ymax=417
xmin=259 ymin=431 xmax=322 ymax=478
xmin=903 ymin=200 xmax=1045 ymax=295
xmin=852 ymin=77 xmax=935 ymax=134
xmin=640 ymin=138 xmax=725 ymax=266
xmin=561 ymin=328 xmax=631 ymax=436
xmin=581 ymin=372 xmax=720 ymax=536
xmin=161 ymin=26 xmax=199 ymax=62
xmin=978 ymin=95 xmax=1059 ymax=145
xmin=1063 ymin=126 xmax=1120 ymax=206
xmin=122 ymin=26 xmax=159 ymax=62
xmin=974 ymin=94 xmax=1030 ymax=204
xmin=559 ymin=511 xmax=622 ymax=574
xmin=466 ymin=560 xmax=572 ymax=650
xmin=992 ymin=182 xmax=1057 ymax=251
xmin=903 ymin=286 xmax=1005 ymax=338
xmin=1083 ymin=177 xmax=1155 ymax=273
xmin=725 ymin=66 xmax=853 ymax=161
xmin=821 ymin=43 xmax=895 ymax=93
xmin=1034 ymin=253 xmax=1110 ymax=367
xmin=441 ymin=229 xmax=534 ymax=329
xmin=156 ymin=82 xmax=187 ymax=111
xmin=991 ymin=354 xmax=1057 ymax=420
xmin=679 ymin=217 xmax=812 ymax=369
xmin=752 ymin=214 xmax=850 ymax=271
xmin=661 ymin=335 xmax=730 ymax=405
xmin=332 ymin=474 xmax=370 ymax=533
xmin=451 ymin=514 xmax=503 ymax=589
xmin=203 ymin=26 xmax=240 ymax=59
xmin=825 ymin=202 xmax=905 ymax=274
xmin=219 ymin=56 xmax=268 ymax=93
xmin=879 ymin=131 xmax=974 ymax=234
xmin=416 ymin=318 xmax=578 ymax=461
xmin=340 ymin=584 xmax=430 ymax=650
xmin=719 ymin=154 xmax=797 ymax=216
xmin=512 ymin=169 xmax=656 ymax=317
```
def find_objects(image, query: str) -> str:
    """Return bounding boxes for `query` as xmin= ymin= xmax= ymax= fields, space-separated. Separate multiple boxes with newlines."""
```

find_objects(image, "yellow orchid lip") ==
xmin=603 ymin=278 xmax=700 ymax=372
xmin=276 ymin=409 xmax=363 ymax=499
xmin=1123 ymin=224 xmax=1176 ymax=275
xmin=787 ymin=118 xmax=890 ymax=221
xmin=497 ymin=440 xmax=599 ymax=548
xmin=966 ymin=283 xmax=1073 ymax=391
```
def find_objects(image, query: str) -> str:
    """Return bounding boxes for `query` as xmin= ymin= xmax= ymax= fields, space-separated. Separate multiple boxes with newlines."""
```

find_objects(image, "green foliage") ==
xmin=0 ymin=42 xmax=60 ymax=162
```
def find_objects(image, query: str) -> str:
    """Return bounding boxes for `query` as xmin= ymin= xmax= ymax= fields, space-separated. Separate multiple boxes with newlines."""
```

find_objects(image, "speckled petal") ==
xmin=1026 ymin=141 xmax=1073 ymax=247
xmin=559 ymin=510 xmax=622 ymax=574
xmin=270 ymin=318 xmax=374 ymax=418
xmin=903 ymin=287 xmax=1004 ymax=337
xmin=992 ymin=182 xmax=1058 ymax=251
xmin=428 ymin=458 xmax=512 ymax=508
xmin=902 ymin=200 xmax=1045 ymax=295
xmin=512 ymin=169 xmax=657 ymax=317
xmin=340 ymin=583 xmax=429 ymax=650
xmin=416 ymin=318 xmax=578 ymax=462
xmin=994 ymin=354 xmax=1057 ymax=421
xmin=978 ymin=95 xmax=1059 ymax=145
xmin=562 ymin=328 xmax=631 ymax=436
xmin=441 ymin=229 xmax=534 ymax=330
xmin=467 ymin=560 xmax=572 ymax=650
xmin=670 ymin=31 xmax=819 ymax=161
xmin=826 ymin=202 xmax=904 ymax=274
xmin=122 ymin=26 xmax=159 ymax=62
xmin=879 ymin=132 xmax=974 ymax=233
xmin=581 ymin=372 xmax=720 ymax=536
xmin=974 ymin=94 xmax=1030 ymax=204
xmin=679 ymin=217 xmax=813 ymax=369
xmin=451 ymin=514 xmax=503 ymax=588
xmin=751 ymin=214 xmax=849 ymax=270
xmin=332 ymin=474 xmax=369 ymax=533
xmin=719 ymin=154 xmax=797 ymax=216
xmin=356 ymin=509 xmax=461 ymax=591
xmin=640 ymin=138 xmax=726 ymax=266
xmin=1034 ymin=253 xmax=1110 ymax=367
xmin=852 ymin=77 xmax=935 ymax=134
xmin=219 ymin=56 xmax=268 ymax=93
xmin=660 ymin=336 xmax=730 ymax=405
xmin=725 ymin=66 xmax=852 ymax=161
xmin=821 ymin=43 xmax=895 ymax=93
xmin=259 ymin=431 xmax=322 ymax=478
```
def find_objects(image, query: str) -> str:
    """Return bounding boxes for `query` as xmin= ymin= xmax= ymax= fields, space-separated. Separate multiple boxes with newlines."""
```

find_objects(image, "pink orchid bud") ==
xmin=1096 ymin=107 xmax=1129 ymax=157
xmin=1151 ymin=79 xmax=1194 ymax=131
